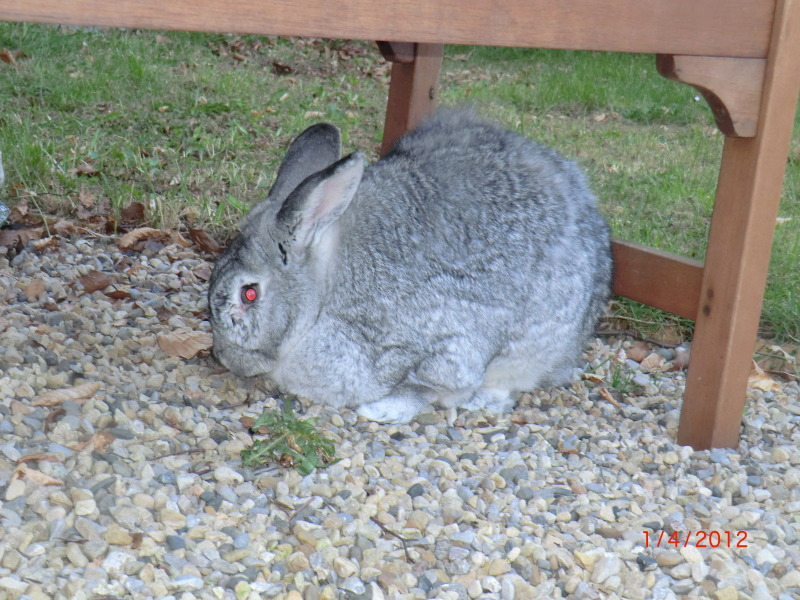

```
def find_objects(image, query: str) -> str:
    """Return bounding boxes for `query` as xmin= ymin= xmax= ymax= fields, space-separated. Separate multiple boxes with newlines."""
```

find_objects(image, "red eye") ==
xmin=241 ymin=285 xmax=258 ymax=304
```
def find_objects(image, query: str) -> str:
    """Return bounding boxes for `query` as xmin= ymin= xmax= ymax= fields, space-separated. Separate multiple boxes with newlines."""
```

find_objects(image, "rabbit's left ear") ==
xmin=274 ymin=152 xmax=365 ymax=252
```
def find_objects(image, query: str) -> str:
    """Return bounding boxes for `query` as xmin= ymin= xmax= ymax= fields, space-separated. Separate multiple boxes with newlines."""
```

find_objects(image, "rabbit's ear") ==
xmin=274 ymin=152 xmax=364 ymax=252
xmin=270 ymin=124 xmax=342 ymax=205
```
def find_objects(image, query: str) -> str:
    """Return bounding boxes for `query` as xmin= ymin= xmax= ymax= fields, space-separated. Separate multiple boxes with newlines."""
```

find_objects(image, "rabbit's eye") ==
xmin=240 ymin=285 xmax=258 ymax=305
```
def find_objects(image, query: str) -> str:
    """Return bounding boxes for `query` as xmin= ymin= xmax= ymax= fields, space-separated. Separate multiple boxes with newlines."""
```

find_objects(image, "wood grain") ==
xmin=380 ymin=44 xmax=443 ymax=156
xmin=0 ymin=0 xmax=773 ymax=58
xmin=657 ymin=55 xmax=767 ymax=137
xmin=611 ymin=239 xmax=704 ymax=321
xmin=678 ymin=0 xmax=800 ymax=449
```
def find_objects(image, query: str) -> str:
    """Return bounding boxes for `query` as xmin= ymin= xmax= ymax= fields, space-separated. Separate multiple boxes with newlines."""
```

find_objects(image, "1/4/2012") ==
xmin=642 ymin=530 xmax=749 ymax=548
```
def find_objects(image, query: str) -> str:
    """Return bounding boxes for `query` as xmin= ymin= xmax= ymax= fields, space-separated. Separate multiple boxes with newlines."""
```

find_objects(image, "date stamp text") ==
xmin=643 ymin=530 xmax=749 ymax=548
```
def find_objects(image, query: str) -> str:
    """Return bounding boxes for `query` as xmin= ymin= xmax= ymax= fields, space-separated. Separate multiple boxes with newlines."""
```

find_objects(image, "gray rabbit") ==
xmin=208 ymin=110 xmax=612 ymax=423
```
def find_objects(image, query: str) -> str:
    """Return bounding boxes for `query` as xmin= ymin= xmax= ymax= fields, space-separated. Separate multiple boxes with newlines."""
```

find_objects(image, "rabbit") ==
xmin=208 ymin=109 xmax=612 ymax=423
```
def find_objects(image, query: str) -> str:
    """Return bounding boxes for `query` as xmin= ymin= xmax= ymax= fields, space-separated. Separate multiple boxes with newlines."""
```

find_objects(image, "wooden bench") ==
xmin=3 ymin=0 xmax=799 ymax=449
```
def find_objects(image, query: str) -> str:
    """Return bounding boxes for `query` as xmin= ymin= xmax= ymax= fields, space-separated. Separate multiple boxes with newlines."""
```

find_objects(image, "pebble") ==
xmin=0 ymin=235 xmax=798 ymax=600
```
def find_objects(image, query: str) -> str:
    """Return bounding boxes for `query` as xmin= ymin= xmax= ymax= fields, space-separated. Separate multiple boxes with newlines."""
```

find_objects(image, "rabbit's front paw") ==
xmin=356 ymin=397 xmax=426 ymax=424
xmin=463 ymin=388 xmax=515 ymax=414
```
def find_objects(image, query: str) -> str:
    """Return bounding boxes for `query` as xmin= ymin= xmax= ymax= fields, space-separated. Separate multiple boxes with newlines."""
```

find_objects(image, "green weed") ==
xmin=241 ymin=397 xmax=338 ymax=475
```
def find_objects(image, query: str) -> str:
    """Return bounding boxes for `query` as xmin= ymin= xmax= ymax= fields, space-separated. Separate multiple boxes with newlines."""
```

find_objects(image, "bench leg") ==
xmin=379 ymin=43 xmax=444 ymax=156
xmin=677 ymin=0 xmax=800 ymax=449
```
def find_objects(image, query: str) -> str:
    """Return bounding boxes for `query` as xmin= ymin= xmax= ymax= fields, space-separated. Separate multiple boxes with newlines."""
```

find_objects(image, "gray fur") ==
xmin=208 ymin=110 xmax=613 ymax=423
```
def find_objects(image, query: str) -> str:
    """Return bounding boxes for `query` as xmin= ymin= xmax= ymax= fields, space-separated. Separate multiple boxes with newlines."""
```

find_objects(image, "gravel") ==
xmin=1 ymin=235 xmax=799 ymax=600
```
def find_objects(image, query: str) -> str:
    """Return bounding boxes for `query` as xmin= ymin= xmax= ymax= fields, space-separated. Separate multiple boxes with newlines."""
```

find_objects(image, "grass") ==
xmin=0 ymin=24 xmax=798 ymax=344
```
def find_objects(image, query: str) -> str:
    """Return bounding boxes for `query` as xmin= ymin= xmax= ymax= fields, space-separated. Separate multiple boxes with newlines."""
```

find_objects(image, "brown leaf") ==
xmin=0 ymin=230 xmax=22 ymax=248
xmin=68 ymin=439 xmax=93 ymax=452
xmin=240 ymin=416 xmax=256 ymax=430
xmin=24 ymin=278 xmax=46 ymax=301
xmin=103 ymin=285 xmax=131 ymax=300
xmin=639 ymin=352 xmax=666 ymax=373
xmin=76 ymin=163 xmax=99 ymax=177
xmin=0 ymin=48 xmax=17 ymax=66
xmin=16 ymin=452 xmax=61 ymax=464
xmin=50 ymin=220 xmax=75 ymax=236
xmin=15 ymin=465 xmax=64 ymax=486
xmin=193 ymin=264 xmax=213 ymax=281
xmin=31 ymin=236 xmax=59 ymax=252
xmin=92 ymin=430 xmax=116 ymax=453
xmin=33 ymin=382 xmax=102 ymax=406
xmin=598 ymin=386 xmax=622 ymax=408
xmin=157 ymin=331 xmax=213 ymax=359
xmin=120 ymin=202 xmax=146 ymax=223
xmin=748 ymin=362 xmax=782 ymax=392
xmin=79 ymin=187 xmax=96 ymax=209
xmin=118 ymin=227 xmax=189 ymax=250
xmin=189 ymin=228 xmax=223 ymax=256
xmin=272 ymin=61 xmax=293 ymax=74
xmin=79 ymin=270 xmax=115 ymax=294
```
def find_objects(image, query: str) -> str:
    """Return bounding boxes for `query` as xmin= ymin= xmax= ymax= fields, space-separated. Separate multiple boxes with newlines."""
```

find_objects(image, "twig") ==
xmin=151 ymin=449 xmax=204 ymax=460
xmin=288 ymin=497 xmax=316 ymax=524
xmin=370 ymin=516 xmax=414 ymax=562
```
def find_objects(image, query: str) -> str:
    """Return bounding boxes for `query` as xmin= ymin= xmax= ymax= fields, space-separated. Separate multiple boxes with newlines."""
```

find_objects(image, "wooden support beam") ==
xmin=611 ymin=239 xmax=704 ymax=320
xmin=380 ymin=43 xmax=444 ymax=156
xmin=678 ymin=0 xmax=800 ymax=449
xmin=0 ymin=0 xmax=774 ymax=58
xmin=377 ymin=41 xmax=416 ymax=64
xmin=657 ymin=55 xmax=766 ymax=137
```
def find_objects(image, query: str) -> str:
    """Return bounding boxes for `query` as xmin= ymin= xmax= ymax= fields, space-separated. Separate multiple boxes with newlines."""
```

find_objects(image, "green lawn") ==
xmin=1 ymin=25 xmax=798 ymax=343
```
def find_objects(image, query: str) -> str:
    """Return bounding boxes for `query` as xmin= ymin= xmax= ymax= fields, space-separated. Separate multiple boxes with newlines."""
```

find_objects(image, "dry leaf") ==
xmin=118 ymin=227 xmax=189 ymax=250
xmin=189 ymin=228 xmax=223 ymax=256
xmin=0 ymin=230 xmax=23 ymax=248
xmin=79 ymin=187 xmax=96 ymax=209
xmin=33 ymin=382 xmax=102 ymax=406
xmin=80 ymin=270 xmax=115 ymax=294
xmin=748 ymin=362 xmax=782 ymax=392
xmin=31 ymin=236 xmax=59 ymax=251
xmin=76 ymin=163 xmax=99 ymax=177
xmin=50 ymin=220 xmax=75 ymax=236
xmin=272 ymin=61 xmax=293 ymax=74
xmin=16 ymin=452 xmax=61 ymax=464
xmin=68 ymin=439 xmax=92 ymax=452
xmin=14 ymin=465 xmax=64 ymax=486
xmin=598 ymin=386 xmax=621 ymax=408
xmin=157 ymin=331 xmax=213 ymax=359
xmin=24 ymin=278 xmax=46 ymax=301
xmin=92 ymin=430 xmax=116 ymax=453
xmin=193 ymin=264 xmax=213 ymax=281
xmin=0 ymin=48 xmax=17 ymax=66
xmin=120 ymin=202 xmax=146 ymax=223
xmin=104 ymin=285 xmax=131 ymax=300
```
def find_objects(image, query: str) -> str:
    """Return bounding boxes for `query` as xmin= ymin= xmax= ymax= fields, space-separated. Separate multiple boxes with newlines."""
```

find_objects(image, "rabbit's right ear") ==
xmin=269 ymin=124 xmax=342 ymax=204
xmin=273 ymin=152 xmax=364 ymax=255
